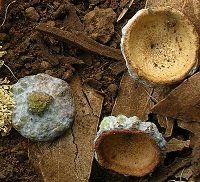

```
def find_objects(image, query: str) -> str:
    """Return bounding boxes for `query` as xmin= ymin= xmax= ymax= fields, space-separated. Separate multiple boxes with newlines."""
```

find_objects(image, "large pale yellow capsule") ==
xmin=121 ymin=6 xmax=199 ymax=87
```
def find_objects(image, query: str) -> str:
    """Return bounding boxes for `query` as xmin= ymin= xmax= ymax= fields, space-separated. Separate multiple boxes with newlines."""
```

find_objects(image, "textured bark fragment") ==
xmin=145 ymin=0 xmax=200 ymax=36
xmin=157 ymin=116 xmax=174 ymax=138
xmin=166 ymin=138 xmax=190 ymax=153
xmin=152 ymin=72 xmax=200 ymax=122
xmin=178 ymin=120 xmax=200 ymax=133
xmin=36 ymin=23 xmax=124 ymax=61
xmin=191 ymin=134 xmax=200 ymax=181
xmin=112 ymin=71 xmax=153 ymax=121
xmin=152 ymin=87 xmax=175 ymax=137
xmin=174 ymin=165 xmax=193 ymax=181
xmin=28 ymin=73 xmax=104 ymax=182
xmin=178 ymin=121 xmax=200 ymax=180
xmin=148 ymin=156 xmax=191 ymax=182
xmin=152 ymin=86 xmax=173 ymax=103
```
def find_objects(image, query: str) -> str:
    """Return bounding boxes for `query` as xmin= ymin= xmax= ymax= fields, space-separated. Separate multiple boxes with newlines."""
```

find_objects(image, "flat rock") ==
xmin=152 ymin=72 xmax=200 ymax=122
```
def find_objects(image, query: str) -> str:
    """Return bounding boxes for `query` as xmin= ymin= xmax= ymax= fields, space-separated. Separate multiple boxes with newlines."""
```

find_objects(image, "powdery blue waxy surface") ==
xmin=12 ymin=73 xmax=75 ymax=141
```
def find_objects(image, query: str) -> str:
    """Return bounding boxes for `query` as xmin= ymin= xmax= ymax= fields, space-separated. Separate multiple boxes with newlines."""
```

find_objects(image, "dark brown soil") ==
xmin=0 ymin=0 xmax=195 ymax=181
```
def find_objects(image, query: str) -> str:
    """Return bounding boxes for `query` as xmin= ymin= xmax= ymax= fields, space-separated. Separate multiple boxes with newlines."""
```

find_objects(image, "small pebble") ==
xmin=25 ymin=7 xmax=40 ymax=22
xmin=41 ymin=61 xmax=51 ymax=69
xmin=83 ymin=7 xmax=116 ymax=44
xmin=46 ymin=20 xmax=56 ymax=27
xmin=107 ymin=83 xmax=118 ymax=97
xmin=25 ymin=63 xmax=31 ymax=69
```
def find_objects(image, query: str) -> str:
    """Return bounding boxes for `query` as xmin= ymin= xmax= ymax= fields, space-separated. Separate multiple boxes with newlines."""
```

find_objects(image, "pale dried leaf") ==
xmin=152 ymin=72 xmax=200 ymax=122
xmin=28 ymin=73 xmax=104 ymax=182
xmin=82 ymin=84 xmax=103 ymax=117
xmin=157 ymin=116 xmax=175 ymax=138
xmin=0 ymin=51 xmax=6 ymax=58
xmin=163 ymin=117 xmax=174 ymax=138
xmin=112 ymin=71 xmax=153 ymax=121
xmin=152 ymin=86 xmax=174 ymax=102
xmin=152 ymin=86 xmax=175 ymax=137
xmin=167 ymin=138 xmax=190 ymax=153
xmin=157 ymin=115 xmax=167 ymax=128
xmin=174 ymin=165 xmax=193 ymax=180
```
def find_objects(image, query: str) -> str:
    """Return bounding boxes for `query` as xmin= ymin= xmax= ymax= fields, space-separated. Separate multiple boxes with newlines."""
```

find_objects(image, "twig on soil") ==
xmin=3 ymin=63 xmax=18 ymax=80
xmin=179 ymin=167 xmax=185 ymax=182
xmin=0 ymin=0 xmax=16 ymax=27
xmin=36 ymin=23 xmax=124 ymax=61
xmin=117 ymin=0 xmax=135 ymax=22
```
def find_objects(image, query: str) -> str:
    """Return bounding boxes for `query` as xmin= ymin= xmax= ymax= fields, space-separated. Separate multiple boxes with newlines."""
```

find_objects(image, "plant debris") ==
xmin=151 ymin=72 xmax=200 ymax=122
xmin=149 ymin=156 xmax=191 ymax=182
xmin=0 ymin=77 xmax=15 ymax=136
xmin=36 ymin=23 xmax=124 ymax=61
xmin=174 ymin=165 xmax=193 ymax=181
xmin=117 ymin=0 xmax=135 ymax=22
xmin=166 ymin=138 xmax=190 ymax=153
xmin=112 ymin=71 xmax=153 ymax=121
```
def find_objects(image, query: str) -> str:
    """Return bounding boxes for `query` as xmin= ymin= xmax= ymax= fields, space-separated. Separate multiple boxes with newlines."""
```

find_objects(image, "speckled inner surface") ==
xmin=121 ymin=7 xmax=199 ymax=87
xmin=11 ymin=73 xmax=75 ymax=141
xmin=95 ymin=115 xmax=166 ymax=161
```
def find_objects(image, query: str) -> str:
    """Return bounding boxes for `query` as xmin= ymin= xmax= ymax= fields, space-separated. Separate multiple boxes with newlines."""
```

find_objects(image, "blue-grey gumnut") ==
xmin=11 ymin=73 xmax=75 ymax=141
